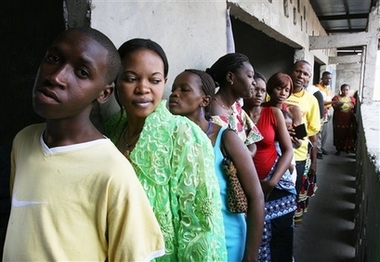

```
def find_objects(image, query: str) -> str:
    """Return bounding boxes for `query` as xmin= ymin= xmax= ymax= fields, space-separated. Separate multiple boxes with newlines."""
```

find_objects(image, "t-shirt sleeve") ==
xmin=307 ymin=96 xmax=321 ymax=136
xmin=107 ymin=163 xmax=165 ymax=261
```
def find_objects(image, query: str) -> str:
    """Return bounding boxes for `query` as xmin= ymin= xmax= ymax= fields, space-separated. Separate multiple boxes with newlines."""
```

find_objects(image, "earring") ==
xmin=230 ymin=81 xmax=233 ymax=85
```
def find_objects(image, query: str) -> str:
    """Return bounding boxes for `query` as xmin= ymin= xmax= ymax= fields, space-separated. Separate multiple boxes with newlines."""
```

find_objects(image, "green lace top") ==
xmin=104 ymin=100 xmax=227 ymax=261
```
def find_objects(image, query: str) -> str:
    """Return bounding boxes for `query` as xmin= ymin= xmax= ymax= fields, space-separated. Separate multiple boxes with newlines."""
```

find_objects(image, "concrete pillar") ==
xmin=362 ymin=6 xmax=380 ymax=103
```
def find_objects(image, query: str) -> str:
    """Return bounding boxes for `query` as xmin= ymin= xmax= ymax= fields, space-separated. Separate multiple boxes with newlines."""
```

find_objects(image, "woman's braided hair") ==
xmin=206 ymin=53 xmax=250 ymax=87
xmin=184 ymin=69 xmax=216 ymax=117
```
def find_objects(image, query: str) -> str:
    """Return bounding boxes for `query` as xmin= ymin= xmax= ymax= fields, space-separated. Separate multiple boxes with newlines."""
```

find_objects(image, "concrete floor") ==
xmin=293 ymin=122 xmax=356 ymax=262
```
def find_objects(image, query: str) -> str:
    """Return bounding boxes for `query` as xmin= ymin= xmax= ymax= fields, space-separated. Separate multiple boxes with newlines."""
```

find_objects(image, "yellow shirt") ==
xmin=286 ymin=90 xmax=321 ymax=161
xmin=4 ymin=124 xmax=165 ymax=261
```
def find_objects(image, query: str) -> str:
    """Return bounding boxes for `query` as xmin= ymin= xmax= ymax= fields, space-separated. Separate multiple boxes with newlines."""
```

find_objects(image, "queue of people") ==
xmin=3 ymin=26 xmax=358 ymax=262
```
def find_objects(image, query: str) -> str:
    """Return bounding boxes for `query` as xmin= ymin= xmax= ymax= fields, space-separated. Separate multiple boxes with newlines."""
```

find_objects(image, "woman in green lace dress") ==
xmin=104 ymin=38 xmax=227 ymax=261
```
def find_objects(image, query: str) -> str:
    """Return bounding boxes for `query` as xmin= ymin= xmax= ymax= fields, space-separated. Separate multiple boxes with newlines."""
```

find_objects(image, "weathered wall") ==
xmin=336 ymin=63 xmax=362 ymax=95
xmin=87 ymin=0 xmax=339 ymax=116
xmin=355 ymin=102 xmax=380 ymax=262
xmin=228 ymin=0 xmax=331 ymax=67
xmin=90 ymin=0 xmax=228 ymax=117
xmin=90 ymin=0 xmax=227 ymax=97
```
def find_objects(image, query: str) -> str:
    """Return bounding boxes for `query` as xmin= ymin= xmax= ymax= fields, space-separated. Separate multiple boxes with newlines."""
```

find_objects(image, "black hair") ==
xmin=117 ymin=38 xmax=169 ymax=78
xmin=61 ymin=27 xmax=121 ymax=85
xmin=184 ymin=69 xmax=216 ymax=97
xmin=113 ymin=38 xmax=169 ymax=128
xmin=291 ymin=60 xmax=312 ymax=71
xmin=254 ymin=71 xmax=267 ymax=83
xmin=184 ymin=69 xmax=216 ymax=115
xmin=281 ymin=109 xmax=293 ymax=120
xmin=340 ymin=83 xmax=350 ymax=90
xmin=206 ymin=53 xmax=250 ymax=87
xmin=322 ymin=71 xmax=332 ymax=77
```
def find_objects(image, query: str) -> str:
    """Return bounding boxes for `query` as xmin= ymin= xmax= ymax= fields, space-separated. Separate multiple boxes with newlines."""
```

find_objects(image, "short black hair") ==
xmin=254 ymin=72 xmax=267 ymax=83
xmin=117 ymin=38 xmax=169 ymax=78
xmin=321 ymin=71 xmax=332 ymax=77
xmin=291 ymin=59 xmax=311 ymax=71
xmin=60 ymin=27 xmax=121 ymax=85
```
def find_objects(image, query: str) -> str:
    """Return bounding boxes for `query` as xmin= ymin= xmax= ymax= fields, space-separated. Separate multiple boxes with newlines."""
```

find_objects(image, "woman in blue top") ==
xmin=169 ymin=69 xmax=265 ymax=261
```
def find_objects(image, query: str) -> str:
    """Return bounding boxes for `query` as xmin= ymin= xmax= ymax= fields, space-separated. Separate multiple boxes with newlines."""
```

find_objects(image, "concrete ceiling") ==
xmin=310 ymin=0 xmax=379 ymax=54
xmin=310 ymin=0 xmax=378 ymax=34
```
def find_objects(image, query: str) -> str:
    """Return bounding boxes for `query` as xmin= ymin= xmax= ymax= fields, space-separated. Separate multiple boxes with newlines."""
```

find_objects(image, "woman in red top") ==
xmin=243 ymin=72 xmax=296 ymax=262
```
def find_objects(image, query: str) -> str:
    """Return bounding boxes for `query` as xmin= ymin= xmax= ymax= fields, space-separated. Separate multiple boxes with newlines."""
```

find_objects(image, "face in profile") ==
xmin=32 ymin=30 xmax=109 ymax=120
xmin=169 ymin=71 xmax=206 ymax=117
xmin=116 ymin=48 xmax=166 ymax=119
xmin=231 ymin=62 xmax=255 ymax=99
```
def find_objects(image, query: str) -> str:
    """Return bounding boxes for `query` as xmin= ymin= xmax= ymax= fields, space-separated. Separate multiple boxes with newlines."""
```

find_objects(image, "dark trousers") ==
xmin=267 ymin=189 xmax=295 ymax=262
xmin=270 ymin=211 xmax=295 ymax=262
xmin=295 ymin=160 xmax=306 ymax=196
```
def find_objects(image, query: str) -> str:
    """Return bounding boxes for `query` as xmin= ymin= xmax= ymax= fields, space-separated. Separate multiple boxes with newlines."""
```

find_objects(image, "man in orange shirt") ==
xmin=315 ymin=71 xmax=333 ymax=157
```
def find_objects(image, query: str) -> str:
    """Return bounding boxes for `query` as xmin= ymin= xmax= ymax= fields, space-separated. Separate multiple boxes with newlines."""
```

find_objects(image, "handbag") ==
xmin=220 ymin=129 xmax=248 ymax=213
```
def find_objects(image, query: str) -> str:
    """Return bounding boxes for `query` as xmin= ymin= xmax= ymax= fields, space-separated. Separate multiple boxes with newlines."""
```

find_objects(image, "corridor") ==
xmin=293 ymin=122 xmax=356 ymax=262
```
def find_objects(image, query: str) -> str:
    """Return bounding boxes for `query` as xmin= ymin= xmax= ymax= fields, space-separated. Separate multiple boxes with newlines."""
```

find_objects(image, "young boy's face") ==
xmin=284 ymin=117 xmax=293 ymax=130
xmin=32 ymin=30 xmax=109 ymax=120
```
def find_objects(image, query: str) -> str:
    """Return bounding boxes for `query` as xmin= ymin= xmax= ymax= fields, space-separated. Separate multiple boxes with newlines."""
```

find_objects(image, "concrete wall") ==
xmin=87 ymin=0 xmax=338 ymax=116
xmin=90 ymin=0 xmax=228 ymax=117
xmin=228 ymin=0 xmax=331 ymax=67
xmin=336 ymin=63 xmax=362 ymax=96
xmin=355 ymin=102 xmax=380 ymax=262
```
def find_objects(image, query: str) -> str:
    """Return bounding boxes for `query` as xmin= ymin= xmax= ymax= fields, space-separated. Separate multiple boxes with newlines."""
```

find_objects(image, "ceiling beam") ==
xmin=329 ymin=54 xmax=362 ymax=64
xmin=327 ymin=28 xmax=367 ymax=33
xmin=310 ymin=32 xmax=371 ymax=49
xmin=318 ymin=13 xmax=369 ymax=20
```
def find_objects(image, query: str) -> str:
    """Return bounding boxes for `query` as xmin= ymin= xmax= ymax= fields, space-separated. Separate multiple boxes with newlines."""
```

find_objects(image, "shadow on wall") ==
xmin=0 ymin=0 xmax=65 ymax=254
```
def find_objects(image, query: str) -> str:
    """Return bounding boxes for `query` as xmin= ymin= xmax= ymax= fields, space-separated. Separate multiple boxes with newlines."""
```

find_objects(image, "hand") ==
xmin=332 ymin=101 xmax=343 ymax=107
xmin=260 ymin=180 xmax=274 ymax=200
xmin=287 ymin=127 xmax=296 ymax=137
xmin=290 ymin=136 xmax=302 ymax=149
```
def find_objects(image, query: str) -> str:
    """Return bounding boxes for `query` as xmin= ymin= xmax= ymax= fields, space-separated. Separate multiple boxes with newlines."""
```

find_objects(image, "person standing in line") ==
xmin=304 ymin=79 xmax=324 ymax=161
xmin=104 ymin=38 xmax=227 ymax=261
xmin=331 ymin=84 xmax=357 ymax=155
xmin=243 ymin=72 xmax=296 ymax=262
xmin=315 ymin=71 xmax=334 ymax=158
xmin=3 ymin=27 xmax=165 ymax=261
xmin=262 ymin=72 xmax=317 ymax=223
xmin=169 ymin=69 xmax=265 ymax=262
xmin=286 ymin=60 xmax=321 ymax=226
xmin=206 ymin=53 xmax=263 ymax=156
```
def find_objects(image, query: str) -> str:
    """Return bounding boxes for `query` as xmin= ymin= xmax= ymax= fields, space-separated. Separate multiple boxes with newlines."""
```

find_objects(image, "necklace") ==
xmin=205 ymin=121 xmax=213 ymax=137
xmin=213 ymin=97 xmax=230 ymax=109
xmin=251 ymin=107 xmax=262 ymax=124
xmin=122 ymin=126 xmax=140 ymax=158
